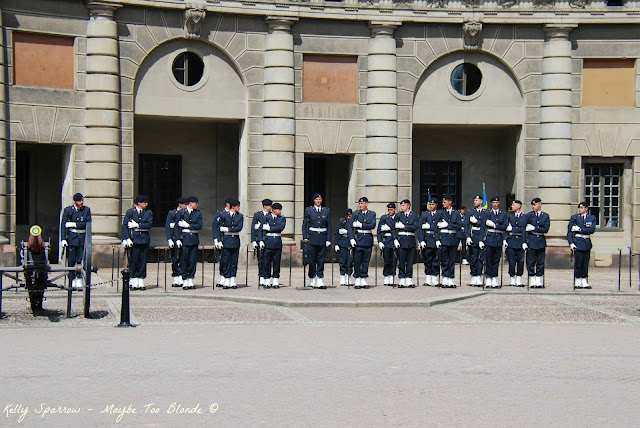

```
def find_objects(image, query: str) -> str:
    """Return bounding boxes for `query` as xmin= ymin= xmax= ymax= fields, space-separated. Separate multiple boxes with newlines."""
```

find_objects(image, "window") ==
xmin=138 ymin=155 xmax=182 ymax=227
xmin=420 ymin=161 xmax=462 ymax=211
xmin=582 ymin=59 xmax=635 ymax=107
xmin=450 ymin=63 xmax=482 ymax=96
xmin=13 ymin=32 xmax=74 ymax=89
xmin=585 ymin=164 xmax=622 ymax=228
xmin=303 ymin=55 xmax=358 ymax=103
xmin=172 ymin=52 xmax=204 ymax=87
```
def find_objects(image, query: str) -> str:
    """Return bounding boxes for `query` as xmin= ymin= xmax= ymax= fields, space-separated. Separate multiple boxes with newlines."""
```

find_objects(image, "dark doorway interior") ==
xmin=138 ymin=154 xmax=182 ymax=227
xmin=420 ymin=161 xmax=462 ymax=210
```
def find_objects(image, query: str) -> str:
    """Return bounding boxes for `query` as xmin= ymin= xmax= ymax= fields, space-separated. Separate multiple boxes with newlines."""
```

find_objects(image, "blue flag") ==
xmin=482 ymin=183 xmax=488 ymax=209
xmin=427 ymin=188 xmax=431 ymax=204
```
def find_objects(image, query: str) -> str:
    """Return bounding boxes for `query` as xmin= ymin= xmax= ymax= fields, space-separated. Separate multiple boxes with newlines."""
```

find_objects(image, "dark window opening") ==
xmin=172 ymin=52 xmax=204 ymax=87
xmin=585 ymin=163 xmax=622 ymax=228
xmin=138 ymin=154 xmax=182 ymax=227
xmin=451 ymin=63 xmax=482 ymax=96
xmin=420 ymin=161 xmax=462 ymax=211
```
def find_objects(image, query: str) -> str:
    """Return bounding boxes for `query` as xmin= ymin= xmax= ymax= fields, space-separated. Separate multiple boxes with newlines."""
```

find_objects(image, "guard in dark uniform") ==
xmin=417 ymin=198 xmax=441 ymax=286
xmin=166 ymin=197 xmax=187 ymax=287
xmin=302 ymin=193 xmax=332 ymax=289
xmin=213 ymin=198 xmax=231 ymax=287
xmin=505 ymin=199 xmax=527 ymax=286
xmin=251 ymin=199 xmax=272 ymax=287
xmin=260 ymin=202 xmax=286 ymax=288
xmin=121 ymin=195 xmax=153 ymax=290
xmin=334 ymin=209 xmax=353 ymax=286
xmin=219 ymin=199 xmax=244 ymax=288
xmin=60 ymin=193 xmax=92 ymax=291
xmin=524 ymin=197 xmax=550 ymax=288
xmin=484 ymin=196 xmax=507 ymax=288
xmin=395 ymin=199 xmax=419 ymax=288
xmin=377 ymin=203 xmax=399 ymax=286
xmin=177 ymin=196 xmax=203 ymax=290
xmin=465 ymin=195 xmax=488 ymax=287
xmin=567 ymin=201 xmax=596 ymax=288
xmin=348 ymin=197 xmax=376 ymax=289
xmin=437 ymin=195 xmax=462 ymax=288
xmin=458 ymin=206 xmax=468 ymax=265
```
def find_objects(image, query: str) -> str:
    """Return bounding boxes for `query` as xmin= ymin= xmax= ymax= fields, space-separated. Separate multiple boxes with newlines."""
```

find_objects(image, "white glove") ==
xmin=522 ymin=243 xmax=528 ymax=250
xmin=334 ymin=245 xmax=340 ymax=252
xmin=394 ymin=239 xmax=400 ymax=249
xmin=436 ymin=241 xmax=442 ymax=248
xmin=220 ymin=226 xmax=229 ymax=233
xmin=506 ymin=223 xmax=513 ymax=232
xmin=126 ymin=239 xmax=133 ymax=248
xmin=127 ymin=220 xmax=139 ymax=229
xmin=381 ymin=224 xmax=391 ymax=232
xmin=339 ymin=228 xmax=347 ymax=235
xmin=178 ymin=220 xmax=189 ymax=228
xmin=353 ymin=220 xmax=362 ymax=228
xmin=419 ymin=241 xmax=426 ymax=249
xmin=259 ymin=241 xmax=265 ymax=249
xmin=121 ymin=240 xmax=128 ymax=248
xmin=176 ymin=240 xmax=182 ymax=248
xmin=378 ymin=242 xmax=385 ymax=250
xmin=526 ymin=224 xmax=535 ymax=232
xmin=263 ymin=223 xmax=271 ymax=231
xmin=252 ymin=241 xmax=257 ymax=249
xmin=486 ymin=220 xmax=496 ymax=228
xmin=350 ymin=239 xmax=357 ymax=247
xmin=254 ymin=222 xmax=261 ymax=230
xmin=168 ymin=239 xmax=174 ymax=248
xmin=479 ymin=242 xmax=485 ymax=249
xmin=437 ymin=221 xmax=448 ymax=229
xmin=214 ymin=239 xmax=219 ymax=247
xmin=470 ymin=216 xmax=478 ymax=224
xmin=216 ymin=241 xmax=223 ymax=250
xmin=570 ymin=243 xmax=577 ymax=251
xmin=326 ymin=241 xmax=331 ymax=248
xmin=571 ymin=225 xmax=581 ymax=232
xmin=422 ymin=223 xmax=430 ymax=230
xmin=169 ymin=222 xmax=175 ymax=229
xmin=60 ymin=240 xmax=68 ymax=249
xmin=503 ymin=241 xmax=508 ymax=249
xmin=65 ymin=222 xmax=76 ymax=228
xmin=395 ymin=222 xmax=405 ymax=229
xmin=466 ymin=237 xmax=472 ymax=246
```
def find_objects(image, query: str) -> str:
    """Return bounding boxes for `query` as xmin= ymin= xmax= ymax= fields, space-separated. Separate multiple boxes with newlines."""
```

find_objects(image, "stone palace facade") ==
xmin=2 ymin=0 xmax=639 ymax=265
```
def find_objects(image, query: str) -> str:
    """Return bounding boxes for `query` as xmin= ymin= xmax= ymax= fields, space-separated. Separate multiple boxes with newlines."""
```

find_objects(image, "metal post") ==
xmin=201 ymin=245 xmax=205 ymax=289
xmin=212 ymin=248 xmax=216 ymax=291
xmin=156 ymin=248 xmax=160 ymax=288
xmin=459 ymin=251 xmax=462 ymax=288
xmin=618 ymin=248 xmax=622 ymax=292
xmin=0 ymin=274 xmax=3 ymax=319
xmin=117 ymin=248 xmax=121 ymax=292
xmin=629 ymin=247 xmax=632 ymax=289
xmin=375 ymin=249 xmax=378 ymax=287
xmin=116 ymin=269 xmax=135 ymax=327
xmin=499 ymin=246 xmax=504 ymax=288
xmin=289 ymin=245 xmax=292 ymax=288
xmin=331 ymin=246 xmax=334 ymax=287
xmin=245 ymin=245 xmax=249 ymax=287
xmin=572 ymin=249 xmax=576 ymax=291
xmin=164 ymin=247 xmax=167 ymax=291
xmin=111 ymin=248 xmax=115 ymax=287
xmin=525 ymin=248 xmax=529 ymax=291
xmin=66 ymin=274 xmax=72 ymax=318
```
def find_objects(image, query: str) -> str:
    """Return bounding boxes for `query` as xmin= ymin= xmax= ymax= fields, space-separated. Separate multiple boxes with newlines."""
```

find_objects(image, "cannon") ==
xmin=0 ymin=224 xmax=98 ymax=318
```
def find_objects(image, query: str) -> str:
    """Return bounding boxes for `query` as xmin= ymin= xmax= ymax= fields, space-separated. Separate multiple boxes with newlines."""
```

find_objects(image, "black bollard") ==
xmin=116 ymin=269 xmax=136 ymax=328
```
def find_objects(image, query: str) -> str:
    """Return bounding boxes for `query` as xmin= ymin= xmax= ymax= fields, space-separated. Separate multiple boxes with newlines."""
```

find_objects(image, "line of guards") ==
xmin=59 ymin=192 xmax=597 ymax=292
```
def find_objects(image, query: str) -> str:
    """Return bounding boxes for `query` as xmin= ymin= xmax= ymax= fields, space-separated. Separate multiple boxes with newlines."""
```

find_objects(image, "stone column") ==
xmin=262 ymin=16 xmax=297 ymax=237
xmin=539 ymin=24 xmax=576 ymax=242
xmin=85 ymin=1 xmax=121 ymax=244
xmin=366 ymin=21 xmax=400 ymax=213
xmin=0 ymin=12 xmax=8 ymax=245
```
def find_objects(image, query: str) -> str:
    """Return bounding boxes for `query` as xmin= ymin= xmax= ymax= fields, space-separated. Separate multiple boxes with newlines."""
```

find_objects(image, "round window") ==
xmin=450 ymin=63 xmax=482 ymax=96
xmin=172 ymin=52 xmax=204 ymax=87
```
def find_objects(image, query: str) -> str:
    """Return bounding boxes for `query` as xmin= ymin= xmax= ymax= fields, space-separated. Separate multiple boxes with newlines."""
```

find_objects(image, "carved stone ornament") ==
xmin=534 ymin=0 xmax=555 ymax=8
xmin=463 ymin=21 xmax=482 ymax=51
xmin=185 ymin=3 xmax=206 ymax=39
xmin=570 ymin=0 xmax=590 ymax=8
xmin=498 ymin=0 xmax=518 ymax=8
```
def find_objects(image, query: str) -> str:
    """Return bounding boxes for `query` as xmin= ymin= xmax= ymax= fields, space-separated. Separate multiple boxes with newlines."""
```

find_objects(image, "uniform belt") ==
xmin=383 ymin=233 xmax=393 ymax=237
xmin=530 ymin=232 xmax=545 ymax=236
xmin=487 ymin=228 xmax=503 ymax=234
xmin=440 ymin=230 xmax=455 ymax=234
xmin=398 ymin=231 xmax=415 ymax=236
xmin=357 ymin=230 xmax=372 ymax=234
xmin=69 ymin=229 xmax=86 ymax=234
xmin=508 ymin=232 xmax=522 ymax=236
xmin=423 ymin=230 xmax=435 ymax=234
xmin=471 ymin=226 xmax=481 ymax=231
xmin=225 ymin=233 xmax=240 ymax=237
xmin=575 ymin=233 xmax=590 ymax=239
xmin=266 ymin=233 xmax=281 ymax=237
xmin=134 ymin=228 xmax=149 ymax=232
xmin=309 ymin=227 xmax=327 ymax=232
xmin=182 ymin=229 xmax=199 ymax=234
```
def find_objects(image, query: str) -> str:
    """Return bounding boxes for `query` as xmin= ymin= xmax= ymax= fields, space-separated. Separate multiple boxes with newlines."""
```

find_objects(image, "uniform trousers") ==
xmin=382 ymin=247 xmax=397 ymax=277
xmin=459 ymin=238 xmax=467 ymax=260
xmin=526 ymin=248 xmax=546 ymax=277
xmin=262 ymin=248 xmax=282 ymax=279
xmin=180 ymin=245 xmax=198 ymax=280
xmin=256 ymin=247 xmax=265 ymax=279
xmin=506 ymin=247 xmax=524 ymax=277
xmin=422 ymin=247 xmax=439 ymax=276
xmin=485 ymin=245 xmax=501 ymax=277
xmin=129 ymin=243 xmax=148 ymax=279
xmin=170 ymin=246 xmax=181 ymax=277
xmin=67 ymin=244 xmax=84 ymax=280
xmin=398 ymin=247 xmax=415 ymax=279
xmin=574 ymin=249 xmax=590 ymax=279
xmin=221 ymin=247 xmax=240 ymax=278
xmin=338 ymin=247 xmax=353 ymax=276
xmin=468 ymin=244 xmax=484 ymax=276
xmin=353 ymin=246 xmax=372 ymax=279
xmin=307 ymin=244 xmax=327 ymax=279
xmin=440 ymin=245 xmax=457 ymax=278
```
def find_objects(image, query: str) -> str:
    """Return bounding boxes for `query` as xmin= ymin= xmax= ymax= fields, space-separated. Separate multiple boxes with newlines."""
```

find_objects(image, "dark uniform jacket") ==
xmin=457 ymin=214 xmax=466 ymax=240
xmin=438 ymin=209 xmax=462 ymax=247
xmin=465 ymin=208 xmax=488 ymax=244
xmin=212 ymin=208 xmax=228 ymax=242
xmin=395 ymin=212 xmax=419 ymax=249
xmin=121 ymin=207 xmax=153 ymax=245
xmin=505 ymin=212 xmax=527 ymax=248
xmin=348 ymin=210 xmax=377 ymax=247
xmin=567 ymin=213 xmax=596 ymax=251
xmin=377 ymin=214 xmax=398 ymax=247
xmin=525 ymin=211 xmax=550 ymax=249
xmin=261 ymin=214 xmax=286 ymax=249
xmin=251 ymin=211 xmax=269 ymax=244
xmin=61 ymin=205 xmax=92 ymax=247
xmin=176 ymin=208 xmax=203 ymax=246
xmin=417 ymin=210 xmax=441 ymax=247
xmin=302 ymin=206 xmax=332 ymax=246
xmin=219 ymin=211 xmax=244 ymax=248
xmin=334 ymin=218 xmax=351 ymax=248
xmin=165 ymin=208 xmax=180 ymax=242
xmin=484 ymin=208 xmax=508 ymax=247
